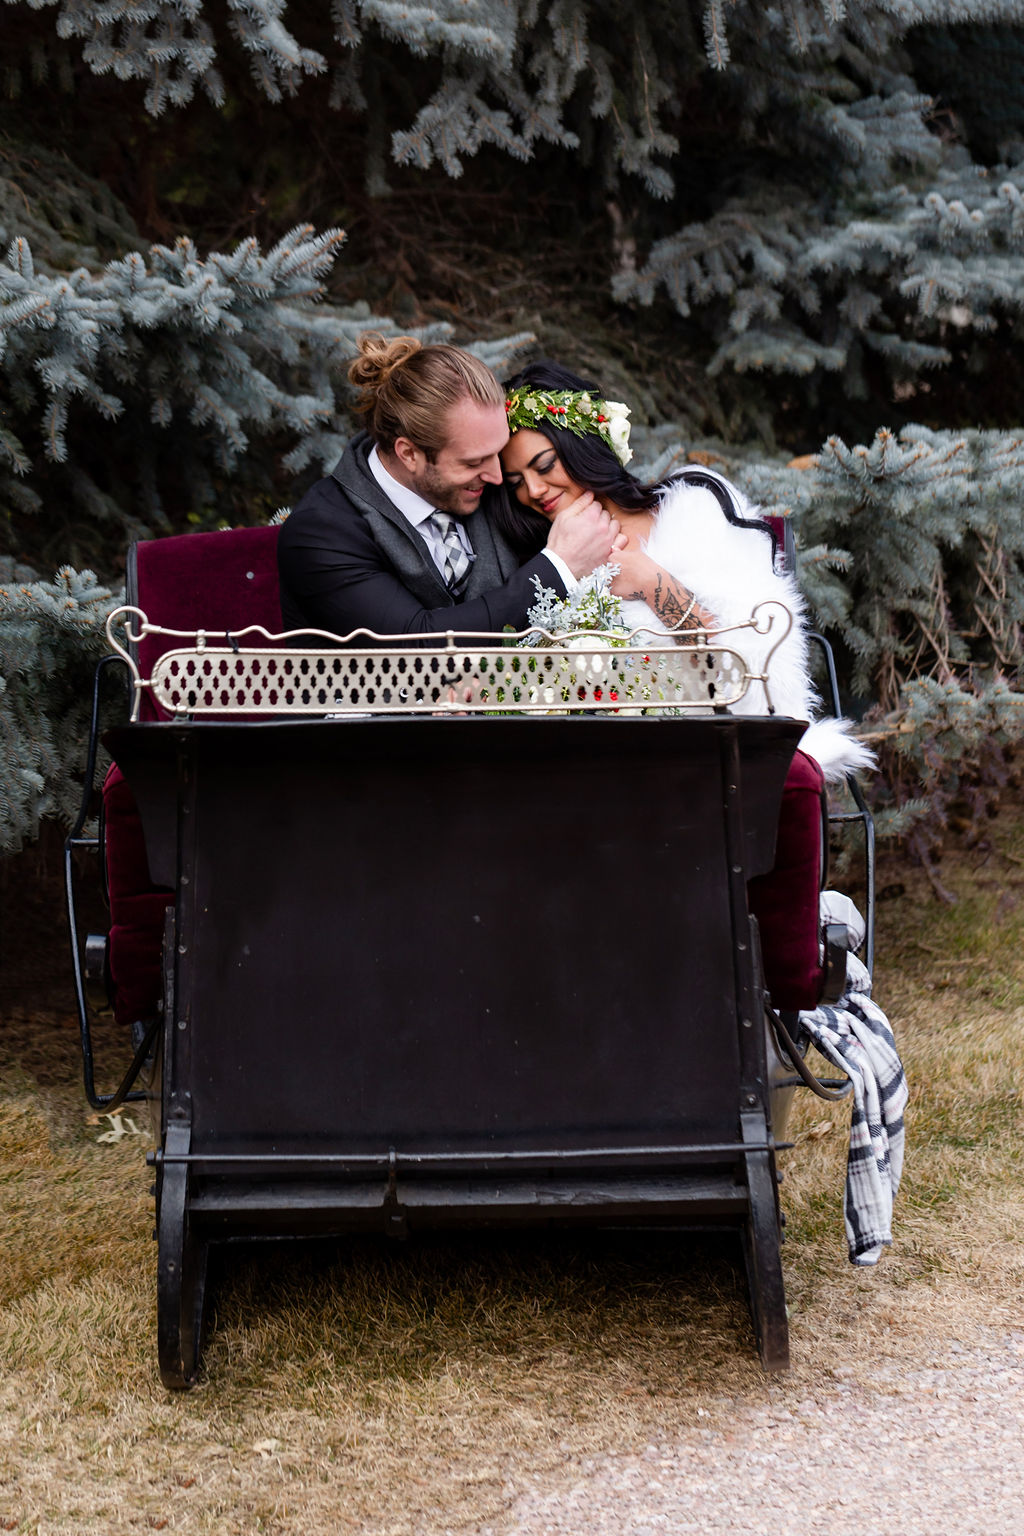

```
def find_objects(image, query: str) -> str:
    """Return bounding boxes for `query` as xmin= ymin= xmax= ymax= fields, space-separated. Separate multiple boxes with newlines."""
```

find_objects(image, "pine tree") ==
xmin=710 ymin=424 xmax=1024 ymax=707
xmin=0 ymin=562 xmax=121 ymax=850
xmin=0 ymin=155 xmax=456 ymax=571
xmin=4 ymin=0 xmax=1024 ymax=849
xmin=6 ymin=2 xmax=1024 ymax=451
xmin=663 ymin=423 xmax=1024 ymax=856
xmin=0 ymin=138 xmax=531 ymax=576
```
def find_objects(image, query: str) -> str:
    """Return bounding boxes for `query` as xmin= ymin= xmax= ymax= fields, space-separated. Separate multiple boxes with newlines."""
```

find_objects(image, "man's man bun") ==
xmin=345 ymin=330 xmax=504 ymax=460
xmin=347 ymin=333 xmax=423 ymax=414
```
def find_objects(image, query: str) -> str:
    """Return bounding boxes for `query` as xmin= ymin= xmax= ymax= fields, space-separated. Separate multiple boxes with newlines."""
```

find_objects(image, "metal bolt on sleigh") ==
xmin=64 ymin=525 xmax=876 ymax=1387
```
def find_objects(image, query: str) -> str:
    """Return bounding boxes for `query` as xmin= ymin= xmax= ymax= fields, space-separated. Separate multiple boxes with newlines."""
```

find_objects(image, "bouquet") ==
xmin=519 ymin=564 xmax=629 ymax=646
xmin=509 ymin=565 xmax=638 ymax=710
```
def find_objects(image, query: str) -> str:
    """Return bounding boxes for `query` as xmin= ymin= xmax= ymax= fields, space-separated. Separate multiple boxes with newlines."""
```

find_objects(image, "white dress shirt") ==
xmin=367 ymin=445 xmax=574 ymax=591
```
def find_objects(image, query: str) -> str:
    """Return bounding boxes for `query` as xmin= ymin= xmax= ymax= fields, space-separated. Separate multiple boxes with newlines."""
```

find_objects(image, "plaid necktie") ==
xmin=430 ymin=511 xmax=473 ymax=596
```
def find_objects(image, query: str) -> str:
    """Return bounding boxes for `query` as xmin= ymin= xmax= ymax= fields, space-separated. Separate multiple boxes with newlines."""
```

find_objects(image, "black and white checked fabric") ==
xmin=799 ymin=952 xmax=907 ymax=1266
xmin=429 ymin=511 xmax=473 ymax=595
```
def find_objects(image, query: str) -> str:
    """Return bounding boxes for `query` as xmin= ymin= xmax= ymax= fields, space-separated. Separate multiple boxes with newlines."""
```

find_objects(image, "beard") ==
xmin=415 ymin=461 xmax=481 ymax=516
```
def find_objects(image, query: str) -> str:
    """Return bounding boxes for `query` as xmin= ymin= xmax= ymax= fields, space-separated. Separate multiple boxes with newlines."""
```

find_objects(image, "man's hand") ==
xmin=545 ymin=492 xmax=622 ymax=578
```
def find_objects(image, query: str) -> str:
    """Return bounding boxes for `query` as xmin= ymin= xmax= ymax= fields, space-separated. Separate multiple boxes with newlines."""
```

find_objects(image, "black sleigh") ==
xmin=65 ymin=526 xmax=870 ymax=1387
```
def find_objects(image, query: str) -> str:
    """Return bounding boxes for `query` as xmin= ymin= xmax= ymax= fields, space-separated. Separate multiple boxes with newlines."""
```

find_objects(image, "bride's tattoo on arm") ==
xmin=652 ymin=573 xmax=706 ymax=631
xmin=622 ymin=569 xmax=714 ymax=629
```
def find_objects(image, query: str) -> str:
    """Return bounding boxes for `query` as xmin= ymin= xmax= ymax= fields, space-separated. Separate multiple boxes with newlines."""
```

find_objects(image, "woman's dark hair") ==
xmin=494 ymin=358 xmax=778 ymax=562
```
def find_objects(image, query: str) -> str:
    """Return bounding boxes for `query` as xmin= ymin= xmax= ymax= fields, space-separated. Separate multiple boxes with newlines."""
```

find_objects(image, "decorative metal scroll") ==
xmin=105 ymin=605 xmax=793 ymax=721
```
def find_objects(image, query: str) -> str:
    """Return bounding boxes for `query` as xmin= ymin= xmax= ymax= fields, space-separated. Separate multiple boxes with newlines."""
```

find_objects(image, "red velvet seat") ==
xmin=103 ymin=525 xmax=283 ymax=1024
xmin=752 ymin=513 xmax=830 ymax=1007
xmin=748 ymin=748 xmax=825 ymax=1010
xmin=131 ymin=525 xmax=284 ymax=722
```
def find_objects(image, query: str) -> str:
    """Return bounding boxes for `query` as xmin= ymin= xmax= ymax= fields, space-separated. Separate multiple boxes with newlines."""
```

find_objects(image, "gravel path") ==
xmin=496 ymin=1331 xmax=1024 ymax=1536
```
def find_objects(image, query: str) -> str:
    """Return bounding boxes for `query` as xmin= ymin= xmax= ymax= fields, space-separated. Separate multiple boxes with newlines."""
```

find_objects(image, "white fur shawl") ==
xmin=617 ymin=472 xmax=874 ymax=782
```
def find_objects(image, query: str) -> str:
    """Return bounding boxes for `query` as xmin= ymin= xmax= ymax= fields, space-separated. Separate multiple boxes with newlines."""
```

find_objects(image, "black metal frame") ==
xmin=64 ymin=651 xmax=159 ymax=1111
xmin=65 ymin=547 xmax=168 ymax=1112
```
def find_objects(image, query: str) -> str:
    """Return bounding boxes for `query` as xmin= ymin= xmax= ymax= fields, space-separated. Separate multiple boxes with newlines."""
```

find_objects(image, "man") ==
xmin=277 ymin=333 xmax=620 ymax=638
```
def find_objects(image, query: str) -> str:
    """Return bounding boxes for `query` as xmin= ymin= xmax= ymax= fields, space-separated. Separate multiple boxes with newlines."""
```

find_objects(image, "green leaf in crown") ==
xmin=504 ymin=389 xmax=633 ymax=466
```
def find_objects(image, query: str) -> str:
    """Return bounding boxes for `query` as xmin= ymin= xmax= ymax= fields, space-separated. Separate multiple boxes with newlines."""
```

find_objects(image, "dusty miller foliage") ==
xmin=4 ymin=0 xmax=1024 ymax=853
xmin=521 ymin=564 xmax=628 ymax=640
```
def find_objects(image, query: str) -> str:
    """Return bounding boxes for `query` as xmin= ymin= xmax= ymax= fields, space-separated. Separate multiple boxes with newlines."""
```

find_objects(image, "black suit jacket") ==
xmin=277 ymin=432 xmax=565 ymax=640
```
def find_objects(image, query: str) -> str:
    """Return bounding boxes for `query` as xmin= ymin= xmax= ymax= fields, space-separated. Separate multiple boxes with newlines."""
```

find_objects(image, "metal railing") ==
xmin=104 ymin=601 xmax=794 ymax=720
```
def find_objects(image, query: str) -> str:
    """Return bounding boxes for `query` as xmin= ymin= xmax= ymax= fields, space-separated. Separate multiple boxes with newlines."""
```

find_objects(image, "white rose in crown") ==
xmin=602 ymin=401 xmax=633 ymax=465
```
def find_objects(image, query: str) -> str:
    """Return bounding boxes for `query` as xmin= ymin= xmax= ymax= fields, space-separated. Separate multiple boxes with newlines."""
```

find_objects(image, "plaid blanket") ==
xmin=799 ymin=954 xmax=908 ymax=1265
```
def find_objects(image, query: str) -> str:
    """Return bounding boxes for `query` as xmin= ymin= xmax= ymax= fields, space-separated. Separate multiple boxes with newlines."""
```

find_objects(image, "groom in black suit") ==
xmin=277 ymin=334 xmax=620 ymax=638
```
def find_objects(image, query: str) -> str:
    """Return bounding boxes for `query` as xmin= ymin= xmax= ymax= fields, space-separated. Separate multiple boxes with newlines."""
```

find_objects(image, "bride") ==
xmin=498 ymin=359 xmax=873 ymax=782
xmin=500 ymin=366 xmax=904 ymax=1265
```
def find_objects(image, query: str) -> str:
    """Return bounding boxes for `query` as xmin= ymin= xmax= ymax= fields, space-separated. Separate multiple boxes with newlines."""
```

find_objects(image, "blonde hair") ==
xmin=348 ymin=332 xmax=504 ymax=459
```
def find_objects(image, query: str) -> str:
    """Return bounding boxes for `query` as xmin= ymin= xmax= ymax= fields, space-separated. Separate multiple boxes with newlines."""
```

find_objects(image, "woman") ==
xmin=499 ymin=360 xmax=873 ymax=782
xmin=499 ymin=367 xmax=903 ymax=1250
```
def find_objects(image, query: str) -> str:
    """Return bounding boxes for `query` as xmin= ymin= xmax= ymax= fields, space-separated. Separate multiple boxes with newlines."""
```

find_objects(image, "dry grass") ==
xmin=2 ymin=813 xmax=1023 ymax=1534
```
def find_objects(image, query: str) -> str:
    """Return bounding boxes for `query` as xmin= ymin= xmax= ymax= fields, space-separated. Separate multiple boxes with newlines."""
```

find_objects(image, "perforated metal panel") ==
xmin=147 ymin=642 xmax=751 ymax=716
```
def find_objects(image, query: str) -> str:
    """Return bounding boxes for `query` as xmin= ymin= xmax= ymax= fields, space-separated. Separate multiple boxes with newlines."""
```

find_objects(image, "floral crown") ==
xmin=504 ymin=387 xmax=633 ymax=466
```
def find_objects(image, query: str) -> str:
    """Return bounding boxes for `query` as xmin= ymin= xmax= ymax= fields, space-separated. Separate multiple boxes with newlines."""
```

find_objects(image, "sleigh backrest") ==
xmin=127 ymin=525 xmax=282 ymax=722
